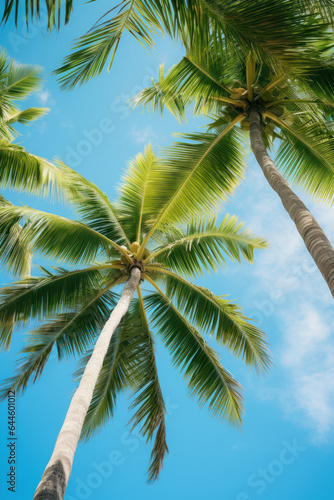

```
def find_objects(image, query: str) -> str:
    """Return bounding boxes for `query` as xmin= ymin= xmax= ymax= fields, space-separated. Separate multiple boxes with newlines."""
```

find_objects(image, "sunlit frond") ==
xmin=148 ymin=215 xmax=267 ymax=276
xmin=0 ymin=205 xmax=116 ymax=265
xmin=0 ymin=194 xmax=31 ymax=277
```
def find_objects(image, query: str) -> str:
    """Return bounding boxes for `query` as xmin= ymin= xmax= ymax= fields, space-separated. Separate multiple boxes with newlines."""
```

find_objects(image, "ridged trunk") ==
xmin=249 ymin=108 xmax=334 ymax=298
xmin=33 ymin=267 xmax=141 ymax=500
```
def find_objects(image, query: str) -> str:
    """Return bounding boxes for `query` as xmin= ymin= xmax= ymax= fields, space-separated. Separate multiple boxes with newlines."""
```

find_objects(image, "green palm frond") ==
xmin=0 ymin=288 xmax=118 ymax=398
xmin=147 ymin=215 xmax=267 ymax=276
xmin=0 ymin=54 xmax=43 ymax=100
xmin=131 ymin=63 xmax=187 ymax=123
xmin=134 ymin=48 xmax=235 ymax=117
xmin=161 ymin=272 xmax=270 ymax=372
xmin=0 ymin=194 xmax=31 ymax=277
xmin=57 ymin=161 xmax=130 ymax=245
xmin=5 ymin=106 xmax=49 ymax=126
xmin=0 ymin=205 xmax=117 ymax=265
xmin=75 ymin=309 xmax=141 ymax=440
xmin=118 ymin=143 xmax=160 ymax=243
xmin=0 ymin=141 xmax=65 ymax=197
xmin=140 ymin=124 xmax=246 ymax=241
xmin=55 ymin=0 xmax=162 ymax=89
xmin=270 ymin=114 xmax=334 ymax=203
xmin=2 ymin=0 xmax=74 ymax=28
xmin=144 ymin=289 xmax=244 ymax=424
xmin=0 ymin=266 xmax=120 ymax=349
xmin=129 ymin=290 xmax=167 ymax=482
xmin=199 ymin=0 xmax=328 ymax=71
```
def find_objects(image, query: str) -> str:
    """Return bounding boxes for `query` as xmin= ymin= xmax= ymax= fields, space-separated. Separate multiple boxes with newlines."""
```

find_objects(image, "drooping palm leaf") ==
xmin=161 ymin=272 xmax=270 ymax=372
xmin=129 ymin=291 xmax=168 ymax=482
xmin=144 ymin=287 xmax=244 ymax=423
xmin=0 ymin=194 xmax=31 ymax=277
xmin=0 ymin=288 xmax=118 ymax=396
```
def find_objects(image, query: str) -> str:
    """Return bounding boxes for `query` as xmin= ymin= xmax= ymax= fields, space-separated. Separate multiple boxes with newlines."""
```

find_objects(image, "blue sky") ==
xmin=1 ymin=1 xmax=334 ymax=499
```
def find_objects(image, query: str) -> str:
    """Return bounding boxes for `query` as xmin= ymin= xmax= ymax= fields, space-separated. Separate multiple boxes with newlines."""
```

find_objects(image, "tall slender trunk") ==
xmin=249 ymin=107 xmax=334 ymax=298
xmin=33 ymin=267 xmax=141 ymax=500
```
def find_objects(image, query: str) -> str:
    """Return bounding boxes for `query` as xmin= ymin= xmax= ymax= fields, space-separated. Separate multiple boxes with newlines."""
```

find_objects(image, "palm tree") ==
xmin=133 ymin=42 xmax=334 ymax=298
xmin=0 ymin=50 xmax=70 ymax=275
xmin=0 ymin=146 xmax=269 ymax=499
xmin=2 ymin=1 xmax=331 ymax=89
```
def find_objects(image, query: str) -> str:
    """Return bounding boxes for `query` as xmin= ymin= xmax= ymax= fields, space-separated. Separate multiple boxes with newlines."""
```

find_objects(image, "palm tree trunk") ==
xmin=249 ymin=107 xmax=334 ymax=298
xmin=33 ymin=267 xmax=141 ymax=500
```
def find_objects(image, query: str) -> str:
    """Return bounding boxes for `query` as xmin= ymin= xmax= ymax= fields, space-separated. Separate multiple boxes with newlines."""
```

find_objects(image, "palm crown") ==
xmin=0 ymin=145 xmax=269 ymax=481
xmin=134 ymin=44 xmax=334 ymax=204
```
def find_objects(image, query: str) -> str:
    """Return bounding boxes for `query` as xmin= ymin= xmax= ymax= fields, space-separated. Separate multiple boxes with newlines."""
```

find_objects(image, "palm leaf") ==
xmin=144 ymin=288 xmax=243 ymax=424
xmin=0 ymin=205 xmax=117 ymax=265
xmin=160 ymin=272 xmax=271 ymax=372
xmin=0 ymin=266 xmax=120 ymax=349
xmin=0 ymin=141 xmax=65 ymax=197
xmin=129 ymin=290 xmax=167 ymax=482
xmin=0 ymin=194 xmax=31 ymax=276
xmin=118 ymin=143 xmax=159 ymax=243
xmin=139 ymin=122 xmax=246 ymax=249
xmin=147 ymin=215 xmax=267 ymax=276
xmin=0 ymin=288 xmax=118 ymax=397
xmin=267 ymin=112 xmax=334 ymax=203
xmin=5 ymin=106 xmax=49 ymax=125
xmin=57 ymin=161 xmax=130 ymax=245
xmin=55 ymin=0 xmax=161 ymax=89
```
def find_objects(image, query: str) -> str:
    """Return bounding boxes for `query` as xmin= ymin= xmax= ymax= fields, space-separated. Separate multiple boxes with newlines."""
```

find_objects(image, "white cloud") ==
xmin=37 ymin=89 xmax=55 ymax=106
xmin=280 ymin=306 xmax=334 ymax=440
xmin=240 ymin=164 xmax=334 ymax=439
xmin=129 ymin=125 xmax=157 ymax=144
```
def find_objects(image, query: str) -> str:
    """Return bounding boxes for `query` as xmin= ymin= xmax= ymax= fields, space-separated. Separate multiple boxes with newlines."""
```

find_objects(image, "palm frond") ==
xmin=55 ymin=1 xmax=162 ymax=89
xmin=129 ymin=290 xmax=167 ymax=482
xmin=0 ymin=54 xmax=43 ymax=99
xmin=159 ymin=272 xmax=271 ymax=372
xmin=0 ymin=194 xmax=31 ymax=276
xmin=0 ymin=205 xmax=116 ymax=265
xmin=0 ymin=266 xmax=120 ymax=349
xmin=57 ymin=161 xmax=130 ymax=245
xmin=0 ymin=141 xmax=64 ymax=197
xmin=131 ymin=63 xmax=187 ymax=123
xmin=267 ymin=112 xmax=334 ymax=203
xmin=2 ymin=0 xmax=74 ymax=28
xmin=144 ymin=288 xmax=244 ymax=424
xmin=140 ymin=123 xmax=246 ymax=242
xmin=0 ymin=288 xmax=118 ymax=398
xmin=118 ymin=143 xmax=160 ymax=243
xmin=147 ymin=215 xmax=267 ymax=276
xmin=5 ymin=106 xmax=49 ymax=125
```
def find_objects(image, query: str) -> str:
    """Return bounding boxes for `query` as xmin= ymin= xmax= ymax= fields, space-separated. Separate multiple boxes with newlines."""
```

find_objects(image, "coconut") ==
xmin=120 ymin=255 xmax=128 ymax=264
xmin=131 ymin=241 xmax=140 ymax=253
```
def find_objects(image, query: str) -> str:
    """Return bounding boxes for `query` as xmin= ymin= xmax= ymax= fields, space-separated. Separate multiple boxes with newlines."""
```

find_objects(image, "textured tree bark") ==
xmin=33 ymin=267 xmax=142 ymax=500
xmin=249 ymin=107 xmax=334 ymax=298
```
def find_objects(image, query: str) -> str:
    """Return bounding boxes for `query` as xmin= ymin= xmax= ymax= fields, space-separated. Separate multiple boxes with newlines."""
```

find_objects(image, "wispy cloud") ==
xmin=37 ymin=89 xmax=56 ymax=106
xmin=242 ymin=166 xmax=334 ymax=440
xmin=129 ymin=125 xmax=157 ymax=144
xmin=280 ymin=306 xmax=334 ymax=440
